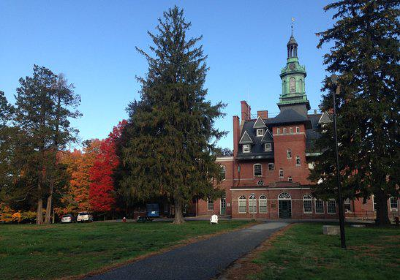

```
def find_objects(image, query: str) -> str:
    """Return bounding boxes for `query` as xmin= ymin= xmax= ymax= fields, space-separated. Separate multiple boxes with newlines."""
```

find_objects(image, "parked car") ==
xmin=77 ymin=212 xmax=93 ymax=222
xmin=61 ymin=214 xmax=74 ymax=223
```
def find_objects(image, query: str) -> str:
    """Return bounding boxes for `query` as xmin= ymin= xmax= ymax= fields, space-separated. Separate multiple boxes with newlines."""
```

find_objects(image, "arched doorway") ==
xmin=278 ymin=192 xmax=292 ymax=219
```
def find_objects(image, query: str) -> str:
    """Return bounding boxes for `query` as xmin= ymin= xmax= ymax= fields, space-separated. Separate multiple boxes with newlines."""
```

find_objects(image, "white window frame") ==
xmin=288 ymin=176 xmax=293 ymax=182
xmin=268 ymin=163 xmax=275 ymax=171
xmin=220 ymin=165 xmax=226 ymax=180
xmin=256 ymin=129 xmax=264 ymax=137
xmin=287 ymin=149 xmax=292 ymax=159
xmin=279 ymin=168 xmax=284 ymax=178
xmin=344 ymin=198 xmax=352 ymax=212
xmin=276 ymin=128 xmax=280 ymax=135
xmin=296 ymin=126 xmax=300 ymax=133
xmin=327 ymin=200 xmax=336 ymax=214
xmin=259 ymin=195 xmax=267 ymax=213
xmin=296 ymin=156 xmax=301 ymax=166
xmin=303 ymin=195 xmax=313 ymax=214
xmin=238 ymin=195 xmax=247 ymax=213
xmin=242 ymin=144 xmax=250 ymax=153
xmin=289 ymin=127 xmax=293 ymax=134
xmin=207 ymin=198 xmax=214 ymax=211
xmin=253 ymin=163 xmax=262 ymax=177
xmin=249 ymin=195 xmax=257 ymax=213
xmin=315 ymin=199 xmax=324 ymax=214
xmin=283 ymin=128 xmax=287 ymax=134
xmin=390 ymin=197 xmax=398 ymax=211
xmin=264 ymin=143 xmax=272 ymax=152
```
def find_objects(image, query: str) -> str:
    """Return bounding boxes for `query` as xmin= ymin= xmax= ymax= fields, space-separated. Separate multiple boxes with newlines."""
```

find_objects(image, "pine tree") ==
xmin=0 ymin=91 xmax=14 ymax=196
xmin=311 ymin=0 xmax=399 ymax=225
xmin=121 ymin=7 xmax=226 ymax=224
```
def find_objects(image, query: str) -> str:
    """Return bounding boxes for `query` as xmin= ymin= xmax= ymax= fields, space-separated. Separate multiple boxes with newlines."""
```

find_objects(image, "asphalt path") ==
xmin=87 ymin=222 xmax=288 ymax=280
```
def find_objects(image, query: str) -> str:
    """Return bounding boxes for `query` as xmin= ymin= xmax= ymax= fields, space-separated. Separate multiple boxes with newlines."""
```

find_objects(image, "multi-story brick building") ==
xmin=196 ymin=33 xmax=399 ymax=220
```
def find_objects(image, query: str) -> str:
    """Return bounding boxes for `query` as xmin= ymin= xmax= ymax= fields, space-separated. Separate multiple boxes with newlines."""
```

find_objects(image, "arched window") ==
xmin=287 ymin=149 xmax=292 ymax=159
xmin=238 ymin=195 xmax=246 ymax=213
xmin=220 ymin=165 xmax=226 ymax=180
xmin=303 ymin=194 xmax=312 ymax=213
xmin=254 ymin=163 xmax=262 ymax=177
xmin=259 ymin=195 xmax=267 ymax=213
xmin=289 ymin=77 xmax=296 ymax=93
xmin=278 ymin=192 xmax=291 ymax=200
xmin=249 ymin=194 xmax=257 ymax=213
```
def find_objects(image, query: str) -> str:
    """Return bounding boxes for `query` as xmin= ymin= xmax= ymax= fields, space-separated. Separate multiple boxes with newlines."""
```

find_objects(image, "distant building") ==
xmin=195 ymin=33 xmax=399 ymax=220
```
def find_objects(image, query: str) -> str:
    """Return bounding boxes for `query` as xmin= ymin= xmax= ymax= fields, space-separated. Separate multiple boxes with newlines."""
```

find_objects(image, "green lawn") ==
xmin=0 ymin=220 xmax=249 ymax=280
xmin=252 ymin=223 xmax=400 ymax=280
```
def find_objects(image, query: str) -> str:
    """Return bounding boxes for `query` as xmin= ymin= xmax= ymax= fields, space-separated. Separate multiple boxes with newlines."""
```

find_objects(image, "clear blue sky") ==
xmin=0 ymin=0 xmax=335 ymax=150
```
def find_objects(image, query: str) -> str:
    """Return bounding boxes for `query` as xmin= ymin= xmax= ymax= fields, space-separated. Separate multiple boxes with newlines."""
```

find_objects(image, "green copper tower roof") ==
xmin=277 ymin=33 xmax=310 ymax=110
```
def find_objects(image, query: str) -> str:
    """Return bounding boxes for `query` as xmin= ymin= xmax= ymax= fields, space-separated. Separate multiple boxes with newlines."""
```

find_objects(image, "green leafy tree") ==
xmin=121 ymin=7 xmax=226 ymax=224
xmin=311 ymin=0 xmax=399 ymax=225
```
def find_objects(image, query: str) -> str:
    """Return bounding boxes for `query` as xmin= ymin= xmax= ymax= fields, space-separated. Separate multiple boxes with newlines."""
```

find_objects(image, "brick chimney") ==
xmin=233 ymin=116 xmax=240 ymax=157
xmin=257 ymin=110 xmax=268 ymax=119
xmin=241 ymin=101 xmax=251 ymax=121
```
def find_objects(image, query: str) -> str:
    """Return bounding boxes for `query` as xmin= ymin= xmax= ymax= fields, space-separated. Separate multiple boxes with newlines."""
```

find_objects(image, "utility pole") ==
xmin=331 ymin=74 xmax=346 ymax=249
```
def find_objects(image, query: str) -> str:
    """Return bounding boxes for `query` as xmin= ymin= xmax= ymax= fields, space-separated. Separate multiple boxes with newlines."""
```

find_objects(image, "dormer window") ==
xmin=296 ymin=127 xmax=300 ymax=133
xmin=276 ymin=128 xmax=280 ymax=135
xmin=256 ymin=129 xmax=264 ymax=137
xmin=264 ymin=143 xmax=272 ymax=152
xmin=283 ymin=128 xmax=287 ymax=134
xmin=242 ymin=144 xmax=251 ymax=153
xmin=289 ymin=127 xmax=293 ymax=134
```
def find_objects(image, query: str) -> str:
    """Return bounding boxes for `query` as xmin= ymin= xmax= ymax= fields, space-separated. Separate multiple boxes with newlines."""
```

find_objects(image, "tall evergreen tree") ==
xmin=310 ymin=0 xmax=399 ymax=225
xmin=14 ymin=66 xmax=81 ymax=224
xmin=121 ymin=7 xmax=226 ymax=224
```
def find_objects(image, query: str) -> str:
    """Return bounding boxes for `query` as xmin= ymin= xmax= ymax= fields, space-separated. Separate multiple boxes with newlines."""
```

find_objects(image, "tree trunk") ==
xmin=173 ymin=198 xmax=185 ymax=224
xmin=375 ymin=189 xmax=391 ymax=226
xmin=44 ymin=181 xmax=54 ymax=224
xmin=36 ymin=181 xmax=43 ymax=225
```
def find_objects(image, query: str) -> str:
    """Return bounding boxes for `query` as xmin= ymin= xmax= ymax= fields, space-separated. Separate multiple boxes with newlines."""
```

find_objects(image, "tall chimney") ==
xmin=233 ymin=116 xmax=240 ymax=157
xmin=241 ymin=101 xmax=251 ymax=121
xmin=257 ymin=110 xmax=268 ymax=119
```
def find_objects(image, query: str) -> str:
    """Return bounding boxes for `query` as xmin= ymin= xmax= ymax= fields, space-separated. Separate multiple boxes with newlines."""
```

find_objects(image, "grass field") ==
xmin=0 ymin=220 xmax=249 ymax=279
xmin=252 ymin=223 xmax=400 ymax=280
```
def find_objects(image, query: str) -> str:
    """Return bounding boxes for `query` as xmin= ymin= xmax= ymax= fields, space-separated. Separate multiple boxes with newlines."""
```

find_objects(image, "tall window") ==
xmin=390 ymin=197 xmax=398 ymax=211
xmin=243 ymin=144 xmax=250 ymax=153
xmin=327 ymin=200 xmax=336 ymax=214
xmin=303 ymin=195 xmax=312 ymax=213
xmin=283 ymin=128 xmax=287 ymax=134
xmin=287 ymin=149 xmax=292 ymax=159
xmin=254 ymin=164 xmax=262 ymax=177
xmin=289 ymin=127 xmax=293 ymax=134
xmin=296 ymin=156 xmax=301 ymax=166
xmin=220 ymin=165 xmax=226 ymax=180
xmin=268 ymin=163 xmax=275 ymax=171
xmin=315 ymin=200 xmax=324 ymax=214
xmin=276 ymin=128 xmax=280 ymax=135
xmin=259 ymin=195 xmax=267 ymax=213
xmin=256 ymin=129 xmax=264 ymax=137
xmin=288 ymin=176 xmax=293 ymax=182
xmin=265 ymin=143 xmax=272 ymax=152
xmin=249 ymin=195 xmax=257 ymax=213
xmin=207 ymin=198 xmax=214 ymax=211
xmin=344 ymin=198 xmax=351 ymax=212
xmin=289 ymin=77 xmax=296 ymax=93
xmin=238 ymin=195 xmax=246 ymax=213
xmin=296 ymin=127 xmax=300 ymax=133
xmin=279 ymin=168 xmax=284 ymax=178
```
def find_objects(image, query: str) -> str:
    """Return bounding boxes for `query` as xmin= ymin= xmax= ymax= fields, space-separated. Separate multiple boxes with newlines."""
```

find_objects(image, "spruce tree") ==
xmin=310 ymin=0 xmax=399 ymax=225
xmin=121 ymin=7 xmax=226 ymax=224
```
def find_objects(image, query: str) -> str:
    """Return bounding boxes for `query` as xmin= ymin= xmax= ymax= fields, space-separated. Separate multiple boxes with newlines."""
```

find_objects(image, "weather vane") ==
xmin=291 ymin=17 xmax=295 ymax=36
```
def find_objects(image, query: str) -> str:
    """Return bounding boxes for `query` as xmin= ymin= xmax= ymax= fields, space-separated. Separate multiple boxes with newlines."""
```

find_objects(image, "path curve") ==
xmin=87 ymin=222 xmax=288 ymax=280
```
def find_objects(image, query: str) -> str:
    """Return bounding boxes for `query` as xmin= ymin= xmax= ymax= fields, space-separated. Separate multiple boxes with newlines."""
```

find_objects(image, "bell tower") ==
xmin=278 ymin=22 xmax=310 ymax=114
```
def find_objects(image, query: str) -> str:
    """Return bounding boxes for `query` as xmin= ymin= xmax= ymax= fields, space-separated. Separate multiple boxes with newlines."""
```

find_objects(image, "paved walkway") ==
xmin=87 ymin=222 xmax=288 ymax=280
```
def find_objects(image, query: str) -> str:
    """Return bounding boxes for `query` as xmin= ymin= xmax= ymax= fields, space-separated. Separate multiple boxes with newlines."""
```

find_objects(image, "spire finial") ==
xmin=291 ymin=17 xmax=295 ymax=36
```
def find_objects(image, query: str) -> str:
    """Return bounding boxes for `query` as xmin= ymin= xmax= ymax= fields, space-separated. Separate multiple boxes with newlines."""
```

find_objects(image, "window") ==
xmin=268 ymin=163 xmax=275 ymax=171
xmin=259 ymin=195 xmax=267 ymax=213
xmin=296 ymin=156 xmax=301 ymax=166
xmin=249 ymin=195 xmax=257 ymax=213
xmin=287 ymin=149 xmax=292 ymax=159
xmin=254 ymin=164 xmax=262 ymax=177
xmin=327 ymin=200 xmax=336 ymax=214
xmin=265 ymin=143 xmax=272 ymax=152
xmin=296 ymin=127 xmax=300 ymax=133
xmin=288 ymin=176 xmax=292 ymax=182
xmin=289 ymin=127 xmax=293 ymax=134
xmin=303 ymin=195 xmax=312 ymax=213
xmin=315 ymin=200 xmax=324 ymax=214
xmin=283 ymin=128 xmax=287 ymax=134
xmin=207 ymin=198 xmax=214 ymax=211
xmin=373 ymin=195 xmax=377 ymax=212
xmin=238 ymin=195 xmax=246 ymax=213
xmin=344 ymin=198 xmax=351 ymax=212
xmin=289 ymin=77 xmax=296 ymax=92
xmin=220 ymin=165 xmax=226 ymax=180
xmin=276 ymin=128 xmax=280 ymax=135
xmin=279 ymin=168 xmax=284 ymax=178
xmin=390 ymin=197 xmax=398 ymax=211
xmin=256 ymin=129 xmax=264 ymax=137
xmin=242 ymin=144 xmax=250 ymax=153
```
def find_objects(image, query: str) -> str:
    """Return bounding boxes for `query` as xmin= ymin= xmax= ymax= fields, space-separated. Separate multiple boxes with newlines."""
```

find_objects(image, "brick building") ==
xmin=196 ymin=33 xmax=399 ymax=220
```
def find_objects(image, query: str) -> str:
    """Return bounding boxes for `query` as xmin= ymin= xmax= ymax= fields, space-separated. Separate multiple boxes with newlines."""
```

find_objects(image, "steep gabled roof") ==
xmin=318 ymin=112 xmax=332 ymax=124
xmin=261 ymin=129 xmax=273 ymax=143
xmin=239 ymin=131 xmax=253 ymax=144
xmin=253 ymin=116 xmax=266 ymax=129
